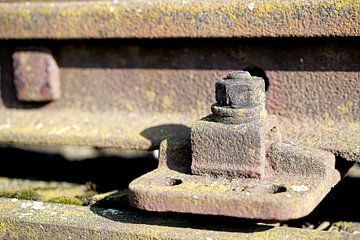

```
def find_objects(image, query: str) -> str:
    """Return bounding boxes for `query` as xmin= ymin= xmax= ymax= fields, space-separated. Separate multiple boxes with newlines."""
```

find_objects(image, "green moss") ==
xmin=0 ymin=189 xmax=41 ymax=201
xmin=47 ymin=196 xmax=83 ymax=206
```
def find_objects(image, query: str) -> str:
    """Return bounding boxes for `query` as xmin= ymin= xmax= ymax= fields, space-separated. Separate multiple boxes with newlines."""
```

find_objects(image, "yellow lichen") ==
xmin=350 ymin=123 xmax=360 ymax=131
xmin=161 ymin=95 xmax=172 ymax=110
xmin=322 ymin=113 xmax=334 ymax=125
xmin=0 ymin=189 xmax=41 ymax=201
xmin=337 ymin=101 xmax=353 ymax=115
xmin=47 ymin=196 xmax=83 ymax=206
xmin=145 ymin=91 xmax=156 ymax=103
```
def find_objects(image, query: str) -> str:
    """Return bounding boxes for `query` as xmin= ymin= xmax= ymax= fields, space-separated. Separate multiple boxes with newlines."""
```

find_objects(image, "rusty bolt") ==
xmin=12 ymin=48 xmax=60 ymax=102
xmin=191 ymin=71 xmax=278 ymax=178
xmin=215 ymin=71 xmax=264 ymax=108
xmin=212 ymin=71 xmax=266 ymax=123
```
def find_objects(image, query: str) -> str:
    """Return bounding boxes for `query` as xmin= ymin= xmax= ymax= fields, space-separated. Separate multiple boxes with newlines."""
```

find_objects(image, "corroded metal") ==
xmin=0 ymin=0 xmax=359 ymax=39
xmin=212 ymin=71 xmax=266 ymax=123
xmin=192 ymin=72 xmax=277 ymax=178
xmin=0 ymin=198 xmax=356 ymax=240
xmin=12 ymin=48 xmax=60 ymax=101
xmin=129 ymin=138 xmax=340 ymax=220
xmin=129 ymin=72 xmax=341 ymax=220
xmin=191 ymin=116 xmax=279 ymax=178
xmin=0 ymin=39 xmax=359 ymax=162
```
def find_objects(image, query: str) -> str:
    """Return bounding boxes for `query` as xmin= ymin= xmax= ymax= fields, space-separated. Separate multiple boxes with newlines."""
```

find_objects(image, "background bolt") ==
xmin=12 ymin=48 xmax=60 ymax=102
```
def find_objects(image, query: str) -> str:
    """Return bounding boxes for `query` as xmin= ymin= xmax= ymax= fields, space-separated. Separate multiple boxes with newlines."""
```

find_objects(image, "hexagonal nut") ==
xmin=215 ymin=75 xmax=265 ymax=108
xmin=12 ymin=50 xmax=60 ymax=101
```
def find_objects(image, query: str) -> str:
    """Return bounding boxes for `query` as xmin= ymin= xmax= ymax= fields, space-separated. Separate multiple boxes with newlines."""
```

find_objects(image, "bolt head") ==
xmin=215 ymin=72 xmax=265 ymax=108
xmin=12 ymin=49 xmax=60 ymax=102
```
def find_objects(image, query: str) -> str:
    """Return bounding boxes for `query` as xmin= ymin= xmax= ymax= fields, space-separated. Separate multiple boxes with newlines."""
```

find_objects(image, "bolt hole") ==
xmin=271 ymin=185 xmax=287 ymax=194
xmin=242 ymin=184 xmax=287 ymax=194
xmin=166 ymin=178 xmax=182 ymax=186
xmin=243 ymin=66 xmax=269 ymax=92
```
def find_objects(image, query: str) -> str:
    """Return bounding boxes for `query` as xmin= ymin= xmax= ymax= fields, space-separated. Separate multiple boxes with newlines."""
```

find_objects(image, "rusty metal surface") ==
xmin=278 ymin=117 xmax=360 ymax=162
xmin=191 ymin=72 xmax=275 ymax=178
xmin=1 ymin=110 xmax=358 ymax=162
xmin=12 ymin=48 xmax=60 ymax=102
xmin=0 ymin=0 xmax=359 ymax=39
xmin=1 ymin=39 xmax=359 ymax=117
xmin=129 ymin=137 xmax=340 ymax=220
xmin=0 ymin=110 xmax=194 ymax=149
xmin=129 ymin=73 xmax=341 ymax=220
xmin=0 ymin=198 xmax=356 ymax=240
xmin=191 ymin=116 xmax=279 ymax=178
xmin=0 ymin=38 xmax=359 ymax=162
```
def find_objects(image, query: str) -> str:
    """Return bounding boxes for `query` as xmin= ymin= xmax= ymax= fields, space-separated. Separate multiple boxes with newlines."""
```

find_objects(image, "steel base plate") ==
xmin=129 ymin=140 xmax=341 ymax=221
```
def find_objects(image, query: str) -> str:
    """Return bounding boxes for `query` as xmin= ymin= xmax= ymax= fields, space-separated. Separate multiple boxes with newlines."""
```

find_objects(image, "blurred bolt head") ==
xmin=12 ymin=48 xmax=60 ymax=102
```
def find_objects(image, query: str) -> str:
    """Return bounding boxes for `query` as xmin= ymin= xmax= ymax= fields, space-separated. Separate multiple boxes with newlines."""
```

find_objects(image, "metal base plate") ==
xmin=129 ymin=139 xmax=341 ymax=221
xmin=129 ymin=168 xmax=340 ymax=221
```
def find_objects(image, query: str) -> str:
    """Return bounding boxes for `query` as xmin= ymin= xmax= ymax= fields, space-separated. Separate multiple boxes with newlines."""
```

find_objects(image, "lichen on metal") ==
xmin=0 ymin=177 xmax=96 ymax=205
xmin=0 ymin=0 xmax=359 ymax=39
xmin=0 ymin=198 xmax=357 ymax=240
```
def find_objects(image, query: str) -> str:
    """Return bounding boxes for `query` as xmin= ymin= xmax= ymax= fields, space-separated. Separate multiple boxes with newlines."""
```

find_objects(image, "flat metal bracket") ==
xmin=129 ymin=138 xmax=340 ymax=220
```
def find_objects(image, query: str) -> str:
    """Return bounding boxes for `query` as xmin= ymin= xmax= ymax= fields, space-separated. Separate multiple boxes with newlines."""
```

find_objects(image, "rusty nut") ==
xmin=215 ymin=71 xmax=265 ymax=108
